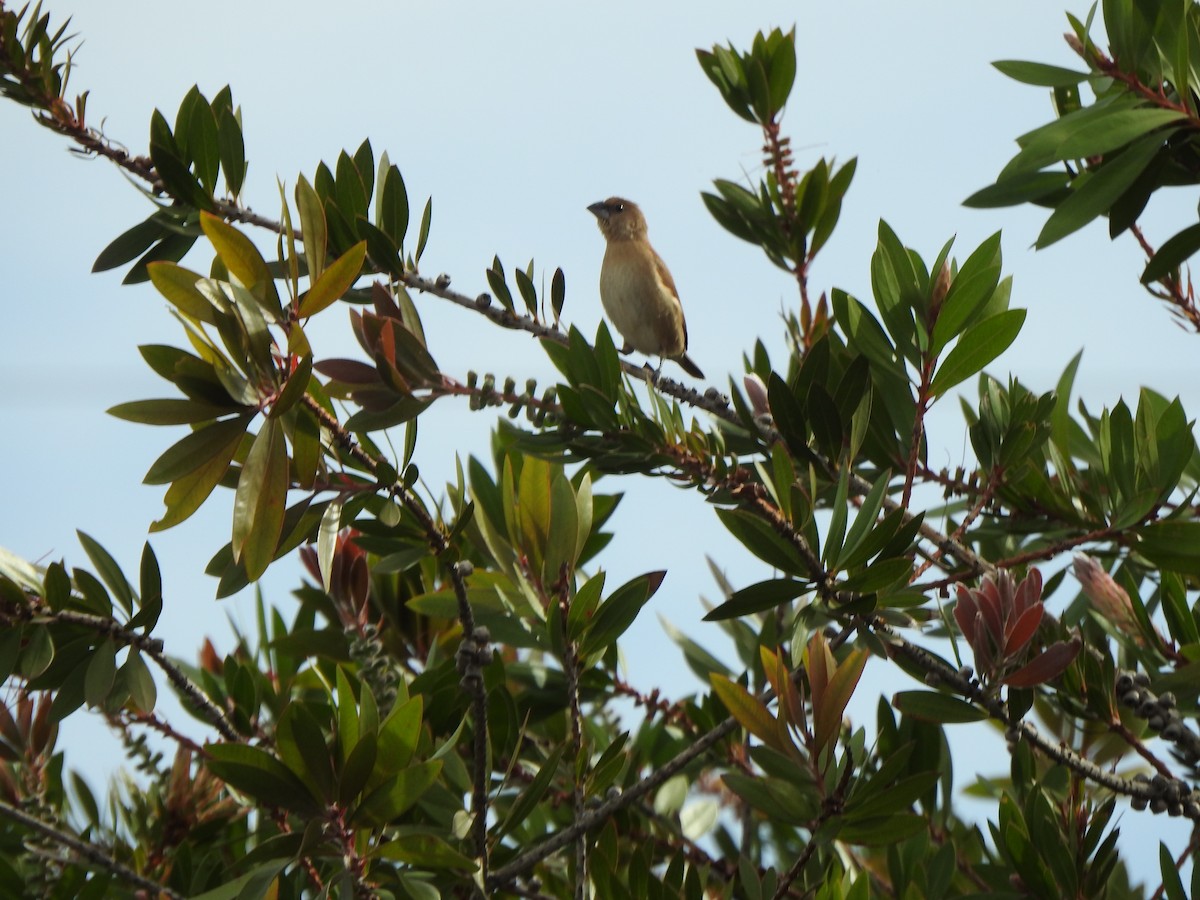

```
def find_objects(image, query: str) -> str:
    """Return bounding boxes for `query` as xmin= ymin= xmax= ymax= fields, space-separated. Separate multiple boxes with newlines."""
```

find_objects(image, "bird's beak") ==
xmin=587 ymin=201 xmax=609 ymax=221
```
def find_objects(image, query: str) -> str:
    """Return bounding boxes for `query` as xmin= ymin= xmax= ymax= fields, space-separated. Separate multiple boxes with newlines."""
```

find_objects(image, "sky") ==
xmin=1 ymin=0 xmax=1196 ymax=888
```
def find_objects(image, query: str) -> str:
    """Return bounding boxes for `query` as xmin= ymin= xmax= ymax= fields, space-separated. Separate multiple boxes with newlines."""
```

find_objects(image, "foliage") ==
xmin=3 ymin=2 xmax=1200 ymax=898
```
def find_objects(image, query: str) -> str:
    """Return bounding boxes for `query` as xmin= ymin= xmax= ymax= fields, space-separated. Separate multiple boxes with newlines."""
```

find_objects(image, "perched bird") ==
xmin=587 ymin=197 xmax=704 ymax=379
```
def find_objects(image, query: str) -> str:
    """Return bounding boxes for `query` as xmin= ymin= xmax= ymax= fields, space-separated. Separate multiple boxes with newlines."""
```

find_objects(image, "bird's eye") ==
xmin=613 ymin=202 xmax=624 ymax=212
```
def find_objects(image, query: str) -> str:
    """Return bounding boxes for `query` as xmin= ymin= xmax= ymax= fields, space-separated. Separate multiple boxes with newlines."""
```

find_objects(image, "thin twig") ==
xmin=488 ymin=715 xmax=740 ymax=890
xmin=31 ymin=608 xmax=238 ymax=742
xmin=0 ymin=798 xmax=183 ymax=900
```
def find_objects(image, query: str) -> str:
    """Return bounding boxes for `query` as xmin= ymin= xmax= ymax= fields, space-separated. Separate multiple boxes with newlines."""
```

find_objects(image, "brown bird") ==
xmin=587 ymin=197 xmax=704 ymax=379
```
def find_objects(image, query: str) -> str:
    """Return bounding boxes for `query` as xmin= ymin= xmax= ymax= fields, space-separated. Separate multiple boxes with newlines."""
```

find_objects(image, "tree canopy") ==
xmin=3 ymin=1 xmax=1200 ymax=897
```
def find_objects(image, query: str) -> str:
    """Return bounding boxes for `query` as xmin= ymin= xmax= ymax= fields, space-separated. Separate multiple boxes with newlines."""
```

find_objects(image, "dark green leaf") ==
xmin=551 ymin=267 xmax=566 ymax=320
xmin=352 ymin=760 xmax=441 ymax=825
xmin=992 ymin=60 xmax=1091 ymax=87
xmin=75 ymin=531 xmax=134 ymax=615
xmin=716 ymin=508 xmax=809 ymax=577
xmin=964 ymin=170 xmax=1071 ymax=209
xmin=205 ymin=742 xmax=320 ymax=813
xmin=109 ymin=398 xmax=241 ymax=426
xmin=216 ymin=106 xmax=246 ymax=196
xmin=892 ymin=690 xmax=986 ymax=723
xmin=84 ymin=640 xmax=116 ymax=708
xmin=379 ymin=165 xmax=409 ymax=251
xmin=930 ymin=309 xmax=1026 ymax=397
xmin=704 ymin=579 xmax=810 ymax=621
xmin=1135 ymin=521 xmax=1200 ymax=575
xmin=579 ymin=571 xmax=665 ymax=657
xmin=1036 ymin=132 xmax=1165 ymax=248
xmin=92 ymin=216 xmax=165 ymax=273
xmin=1142 ymin=223 xmax=1200 ymax=284
xmin=143 ymin=415 xmax=252 ymax=485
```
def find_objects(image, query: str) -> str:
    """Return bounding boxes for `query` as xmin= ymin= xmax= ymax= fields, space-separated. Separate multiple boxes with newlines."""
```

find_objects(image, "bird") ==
xmin=587 ymin=197 xmax=704 ymax=379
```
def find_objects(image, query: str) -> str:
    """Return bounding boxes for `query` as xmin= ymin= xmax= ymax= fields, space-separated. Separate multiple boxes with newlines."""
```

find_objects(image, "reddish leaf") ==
xmin=1003 ymin=638 xmax=1081 ymax=688
xmin=315 ymin=358 xmax=380 ymax=385
xmin=1004 ymin=603 xmax=1044 ymax=657
xmin=1013 ymin=568 xmax=1043 ymax=617
xmin=953 ymin=586 xmax=978 ymax=644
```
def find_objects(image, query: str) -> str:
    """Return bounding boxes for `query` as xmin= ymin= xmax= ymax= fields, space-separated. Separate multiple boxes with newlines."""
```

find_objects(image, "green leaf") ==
xmin=143 ymin=415 xmax=252 ymax=485
xmin=836 ymin=557 xmax=912 ymax=594
xmin=496 ymin=744 xmax=564 ymax=839
xmin=766 ymin=30 xmax=796 ymax=113
xmin=109 ymin=398 xmax=241 ymax=426
xmin=232 ymin=419 xmax=289 ymax=581
xmin=551 ymin=267 xmax=566 ymax=320
xmin=1055 ymin=108 xmax=1182 ymax=160
xmin=964 ymin=170 xmax=1070 ymax=209
xmin=129 ymin=543 xmax=163 ymax=633
xmin=200 ymin=212 xmax=281 ymax=319
xmin=992 ymin=60 xmax=1091 ymax=86
xmin=375 ymin=696 xmax=424 ymax=779
xmin=415 ymin=197 xmax=433 ymax=262
xmin=205 ymin=742 xmax=320 ymax=812
xmin=704 ymin=579 xmax=810 ymax=621
xmin=298 ymin=240 xmax=366 ymax=318
xmin=579 ymin=571 xmax=665 ymax=657
xmin=93 ymin=215 xmax=166 ymax=273
xmin=716 ymin=508 xmax=809 ymax=576
xmin=277 ymin=702 xmax=335 ymax=803
xmin=268 ymin=354 xmax=312 ymax=419
xmin=930 ymin=232 xmax=1002 ymax=356
xmin=1162 ymin=841 xmax=1188 ymax=900
xmin=296 ymin=175 xmax=327 ymax=280
xmin=1142 ymin=223 xmax=1200 ymax=284
xmin=189 ymin=863 xmax=287 ymax=900
xmin=892 ymin=690 xmax=986 ymax=723
xmin=84 ymin=640 xmax=116 ymax=708
xmin=1135 ymin=521 xmax=1200 ymax=576
xmin=514 ymin=265 xmax=538 ymax=317
xmin=352 ymin=760 xmax=441 ymax=825
xmin=146 ymin=261 xmax=218 ymax=324
xmin=75 ymin=531 xmax=134 ymax=615
xmin=1036 ymin=132 xmax=1165 ymax=248
xmin=122 ymin=649 xmax=157 ymax=712
xmin=929 ymin=309 xmax=1026 ymax=397
xmin=216 ymin=106 xmax=246 ymax=196
xmin=711 ymin=674 xmax=781 ymax=750
xmin=486 ymin=257 xmax=515 ymax=313
xmin=379 ymin=165 xmax=409 ymax=250
xmin=358 ymin=217 xmax=404 ymax=277
xmin=837 ymin=812 xmax=926 ymax=845
xmin=377 ymin=834 xmax=477 ymax=871
xmin=839 ymin=472 xmax=890 ymax=567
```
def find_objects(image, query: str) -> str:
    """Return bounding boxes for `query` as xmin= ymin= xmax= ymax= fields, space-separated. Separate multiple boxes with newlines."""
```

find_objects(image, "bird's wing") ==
xmin=651 ymin=250 xmax=681 ymax=302
xmin=650 ymin=248 xmax=688 ymax=350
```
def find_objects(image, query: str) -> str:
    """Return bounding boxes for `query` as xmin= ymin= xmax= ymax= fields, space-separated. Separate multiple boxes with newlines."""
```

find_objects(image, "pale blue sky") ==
xmin=1 ymin=0 xmax=1194 ymax=888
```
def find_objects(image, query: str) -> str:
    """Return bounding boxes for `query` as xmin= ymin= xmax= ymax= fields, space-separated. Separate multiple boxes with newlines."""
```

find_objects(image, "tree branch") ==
xmin=0 ymin=798 xmax=183 ymax=899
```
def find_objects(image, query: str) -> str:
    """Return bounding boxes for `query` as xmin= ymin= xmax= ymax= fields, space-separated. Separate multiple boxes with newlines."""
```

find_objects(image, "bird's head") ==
xmin=587 ymin=197 xmax=647 ymax=241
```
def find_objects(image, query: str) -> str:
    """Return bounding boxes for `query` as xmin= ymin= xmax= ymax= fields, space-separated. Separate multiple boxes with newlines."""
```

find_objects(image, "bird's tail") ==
xmin=676 ymin=353 xmax=705 ymax=379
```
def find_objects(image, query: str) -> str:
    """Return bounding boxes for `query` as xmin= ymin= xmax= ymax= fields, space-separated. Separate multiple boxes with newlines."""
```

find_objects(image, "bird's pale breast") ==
xmin=599 ymin=242 xmax=687 ymax=357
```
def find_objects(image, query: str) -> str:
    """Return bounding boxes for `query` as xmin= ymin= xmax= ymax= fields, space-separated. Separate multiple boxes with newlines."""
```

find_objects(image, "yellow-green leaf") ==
xmin=296 ymin=175 xmax=327 ymax=280
xmin=146 ymin=261 xmax=217 ymax=324
xmin=711 ymin=673 xmax=780 ymax=751
xmin=199 ymin=211 xmax=281 ymax=319
xmin=232 ymin=418 xmax=289 ymax=580
xmin=151 ymin=420 xmax=249 ymax=531
xmin=298 ymin=240 xmax=366 ymax=318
